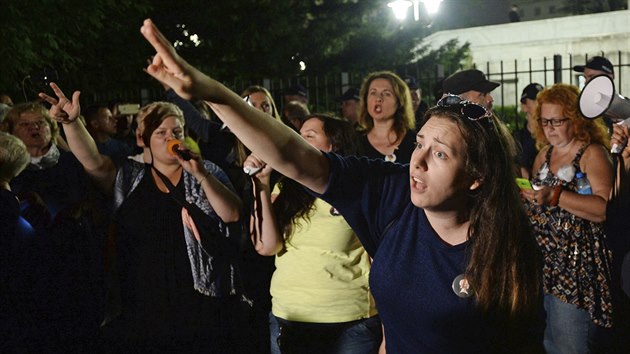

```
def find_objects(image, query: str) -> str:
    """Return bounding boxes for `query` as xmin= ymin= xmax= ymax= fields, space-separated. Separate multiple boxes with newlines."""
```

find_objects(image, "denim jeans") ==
xmin=269 ymin=312 xmax=382 ymax=354
xmin=543 ymin=294 xmax=597 ymax=354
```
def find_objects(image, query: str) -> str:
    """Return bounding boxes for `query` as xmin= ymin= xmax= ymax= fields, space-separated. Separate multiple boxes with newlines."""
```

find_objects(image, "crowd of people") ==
xmin=1 ymin=18 xmax=629 ymax=353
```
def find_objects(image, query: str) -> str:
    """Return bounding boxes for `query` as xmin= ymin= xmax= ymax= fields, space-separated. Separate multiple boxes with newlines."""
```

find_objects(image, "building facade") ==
xmin=420 ymin=9 xmax=630 ymax=107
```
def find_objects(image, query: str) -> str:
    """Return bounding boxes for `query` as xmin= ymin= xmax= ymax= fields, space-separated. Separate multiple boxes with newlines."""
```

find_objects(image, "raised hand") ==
xmin=140 ymin=19 xmax=214 ymax=101
xmin=243 ymin=154 xmax=272 ymax=180
xmin=38 ymin=83 xmax=81 ymax=124
xmin=176 ymin=148 xmax=205 ymax=178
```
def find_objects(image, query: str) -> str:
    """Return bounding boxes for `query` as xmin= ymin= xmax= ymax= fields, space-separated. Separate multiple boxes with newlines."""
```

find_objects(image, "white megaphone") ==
xmin=578 ymin=74 xmax=630 ymax=153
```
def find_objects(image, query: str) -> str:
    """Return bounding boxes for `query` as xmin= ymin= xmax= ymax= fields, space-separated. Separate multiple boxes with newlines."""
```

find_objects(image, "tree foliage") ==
xmin=0 ymin=0 xmax=152 ymax=101
xmin=1 ymin=0 xmax=468 ymax=105
xmin=147 ymin=0 xmax=431 ymax=80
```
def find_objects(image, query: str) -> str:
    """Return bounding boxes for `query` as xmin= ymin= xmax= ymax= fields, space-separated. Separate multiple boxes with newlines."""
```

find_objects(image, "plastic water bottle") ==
xmin=575 ymin=172 xmax=592 ymax=195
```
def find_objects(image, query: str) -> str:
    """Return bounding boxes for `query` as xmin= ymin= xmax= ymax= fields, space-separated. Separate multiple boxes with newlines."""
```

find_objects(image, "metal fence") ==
xmin=100 ymin=50 xmax=629 ymax=130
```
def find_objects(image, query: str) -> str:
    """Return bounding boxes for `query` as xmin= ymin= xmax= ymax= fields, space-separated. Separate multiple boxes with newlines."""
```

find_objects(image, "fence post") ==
xmin=553 ymin=54 xmax=562 ymax=83
xmin=435 ymin=64 xmax=444 ymax=80
xmin=341 ymin=72 xmax=350 ymax=92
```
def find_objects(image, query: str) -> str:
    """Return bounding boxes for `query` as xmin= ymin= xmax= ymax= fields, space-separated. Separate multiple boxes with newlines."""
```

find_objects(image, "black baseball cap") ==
xmin=442 ymin=69 xmax=500 ymax=95
xmin=285 ymin=84 xmax=308 ymax=98
xmin=572 ymin=56 xmax=614 ymax=76
xmin=402 ymin=75 xmax=419 ymax=90
xmin=520 ymin=83 xmax=543 ymax=104
xmin=338 ymin=87 xmax=360 ymax=101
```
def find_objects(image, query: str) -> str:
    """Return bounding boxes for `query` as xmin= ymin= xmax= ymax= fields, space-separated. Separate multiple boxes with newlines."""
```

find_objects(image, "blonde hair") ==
xmin=0 ymin=131 xmax=30 ymax=181
xmin=1 ymin=102 xmax=60 ymax=143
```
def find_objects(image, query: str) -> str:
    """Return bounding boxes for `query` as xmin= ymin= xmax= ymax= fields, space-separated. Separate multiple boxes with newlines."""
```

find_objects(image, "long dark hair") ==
xmin=423 ymin=106 xmax=542 ymax=320
xmin=273 ymin=114 xmax=359 ymax=238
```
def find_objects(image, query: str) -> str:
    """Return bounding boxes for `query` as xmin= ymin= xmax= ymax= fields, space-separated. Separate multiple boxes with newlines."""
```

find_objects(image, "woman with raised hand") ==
xmin=141 ymin=19 xmax=544 ymax=353
xmin=39 ymin=84 xmax=247 ymax=353
xmin=246 ymin=114 xmax=380 ymax=353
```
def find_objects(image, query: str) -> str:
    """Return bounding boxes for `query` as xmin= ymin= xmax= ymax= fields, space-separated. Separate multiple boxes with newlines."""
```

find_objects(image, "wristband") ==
xmin=549 ymin=185 xmax=562 ymax=206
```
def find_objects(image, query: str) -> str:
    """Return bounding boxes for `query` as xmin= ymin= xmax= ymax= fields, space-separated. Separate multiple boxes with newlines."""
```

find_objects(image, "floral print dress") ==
xmin=526 ymin=144 xmax=614 ymax=328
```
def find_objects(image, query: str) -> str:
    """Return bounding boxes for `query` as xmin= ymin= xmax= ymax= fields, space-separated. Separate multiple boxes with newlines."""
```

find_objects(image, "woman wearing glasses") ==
xmin=140 ymin=19 xmax=544 ymax=353
xmin=520 ymin=84 xmax=614 ymax=354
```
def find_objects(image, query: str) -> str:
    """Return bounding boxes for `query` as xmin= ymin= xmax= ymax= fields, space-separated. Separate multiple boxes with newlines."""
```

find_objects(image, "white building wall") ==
xmin=420 ymin=9 xmax=630 ymax=106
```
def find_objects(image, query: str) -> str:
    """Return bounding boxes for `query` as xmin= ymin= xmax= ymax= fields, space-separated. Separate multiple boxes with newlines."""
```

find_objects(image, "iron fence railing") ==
xmin=94 ymin=51 xmax=629 ymax=130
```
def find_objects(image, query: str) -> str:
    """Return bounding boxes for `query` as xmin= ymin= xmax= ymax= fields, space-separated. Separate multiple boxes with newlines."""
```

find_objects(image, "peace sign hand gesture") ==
xmin=38 ymin=82 xmax=81 ymax=125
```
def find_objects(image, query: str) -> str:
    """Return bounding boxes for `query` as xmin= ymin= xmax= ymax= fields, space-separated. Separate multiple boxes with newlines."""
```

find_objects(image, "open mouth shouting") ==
xmin=410 ymin=175 xmax=427 ymax=192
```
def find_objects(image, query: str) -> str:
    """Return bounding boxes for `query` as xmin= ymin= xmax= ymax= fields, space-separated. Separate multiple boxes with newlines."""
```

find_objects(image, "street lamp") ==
xmin=423 ymin=0 xmax=442 ymax=15
xmin=388 ymin=0 xmax=443 ymax=21
xmin=388 ymin=0 xmax=412 ymax=21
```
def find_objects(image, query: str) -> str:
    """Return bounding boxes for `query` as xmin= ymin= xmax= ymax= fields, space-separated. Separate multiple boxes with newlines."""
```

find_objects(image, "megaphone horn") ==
xmin=578 ymin=74 xmax=630 ymax=122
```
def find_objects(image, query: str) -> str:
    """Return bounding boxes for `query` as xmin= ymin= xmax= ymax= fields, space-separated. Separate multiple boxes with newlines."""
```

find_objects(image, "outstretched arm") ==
xmin=39 ymin=83 xmax=117 ymax=193
xmin=140 ymin=19 xmax=330 ymax=194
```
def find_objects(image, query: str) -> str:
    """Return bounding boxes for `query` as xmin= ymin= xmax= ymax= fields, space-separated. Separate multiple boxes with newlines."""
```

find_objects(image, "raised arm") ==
xmin=39 ymin=83 xmax=117 ymax=193
xmin=140 ymin=19 xmax=330 ymax=194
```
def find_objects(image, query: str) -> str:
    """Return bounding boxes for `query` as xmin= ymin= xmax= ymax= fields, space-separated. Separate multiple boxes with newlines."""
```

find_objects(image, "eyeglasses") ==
xmin=539 ymin=118 xmax=570 ymax=127
xmin=437 ymin=94 xmax=491 ymax=121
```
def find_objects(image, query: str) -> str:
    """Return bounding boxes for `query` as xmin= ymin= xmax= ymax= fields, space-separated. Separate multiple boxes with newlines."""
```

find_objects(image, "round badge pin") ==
xmin=452 ymin=274 xmax=472 ymax=298
xmin=384 ymin=153 xmax=397 ymax=162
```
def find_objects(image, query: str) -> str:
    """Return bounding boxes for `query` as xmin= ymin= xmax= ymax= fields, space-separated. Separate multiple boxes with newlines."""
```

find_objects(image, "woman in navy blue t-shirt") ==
xmin=140 ymin=19 xmax=544 ymax=353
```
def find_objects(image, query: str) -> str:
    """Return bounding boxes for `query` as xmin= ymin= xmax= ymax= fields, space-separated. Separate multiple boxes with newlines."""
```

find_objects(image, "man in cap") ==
xmin=403 ymin=75 xmax=429 ymax=130
xmin=513 ymin=83 xmax=544 ymax=178
xmin=573 ymin=55 xmax=614 ymax=84
xmin=283 ymin=84 xmax=309 ymax=107
xmin=574 ymin=56 xmax=616 ymax=134
xmin=442 ymin=69 xmax=500 ymax=110
xmin=338 ymin=87 xmax=360 ymax=126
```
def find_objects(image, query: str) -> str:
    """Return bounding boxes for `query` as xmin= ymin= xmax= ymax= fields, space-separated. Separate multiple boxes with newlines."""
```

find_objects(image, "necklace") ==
xmin=384 ymin=144 xmax=399 ymax=162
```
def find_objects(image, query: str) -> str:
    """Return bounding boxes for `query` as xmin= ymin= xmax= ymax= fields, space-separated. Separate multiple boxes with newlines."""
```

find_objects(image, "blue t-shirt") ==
xmin=315 ymin=153 xmax=536 ymax=353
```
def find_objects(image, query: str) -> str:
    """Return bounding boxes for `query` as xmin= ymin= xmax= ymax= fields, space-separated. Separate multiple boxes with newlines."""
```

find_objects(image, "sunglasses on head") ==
xmin=437 ymin=94 xmax=491 ymax=121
